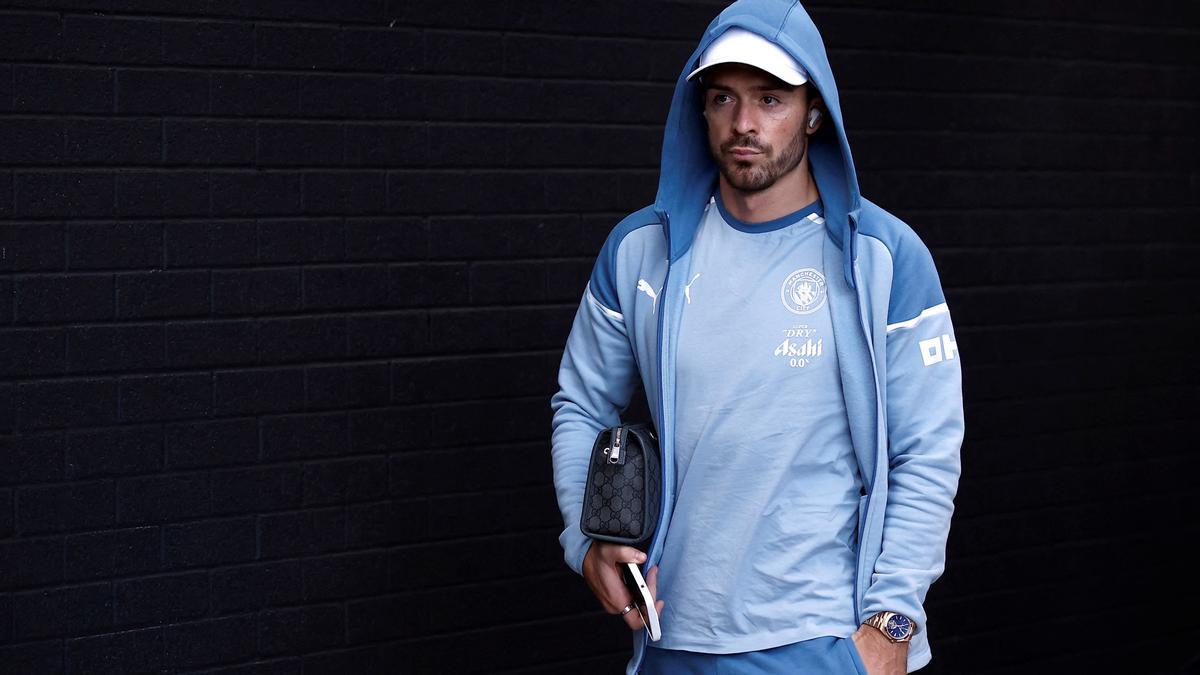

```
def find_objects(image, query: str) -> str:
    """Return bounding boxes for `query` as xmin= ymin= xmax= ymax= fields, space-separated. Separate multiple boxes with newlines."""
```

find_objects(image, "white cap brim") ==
xmin=686 ymin=27 xmax=809 ymax=86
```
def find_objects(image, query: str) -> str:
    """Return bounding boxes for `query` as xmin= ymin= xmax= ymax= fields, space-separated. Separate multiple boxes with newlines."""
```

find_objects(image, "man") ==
xmin=549 ymin=1 xmax=964 ymax=673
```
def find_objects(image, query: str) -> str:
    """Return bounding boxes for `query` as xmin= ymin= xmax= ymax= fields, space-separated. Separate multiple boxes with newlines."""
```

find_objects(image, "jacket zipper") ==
xmin=652 ymin=214 xmax=674 ymax=561
xmin=631 ymin=213 xmax=672 ymax=673
xmin=849 ymin=251 xmax=885 ymax=625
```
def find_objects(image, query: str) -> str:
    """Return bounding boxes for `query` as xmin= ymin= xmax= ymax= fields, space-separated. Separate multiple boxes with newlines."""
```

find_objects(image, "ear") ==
xmin=806 ymin=98 xmax=826 ymax=134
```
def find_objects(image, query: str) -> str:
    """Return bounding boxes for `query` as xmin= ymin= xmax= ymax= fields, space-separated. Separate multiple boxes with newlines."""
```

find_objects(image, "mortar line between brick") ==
xmin=8 ymin=5 xmax=1198 ymax=39
xmin=3 ymin=58 xmax=1198 ymax=83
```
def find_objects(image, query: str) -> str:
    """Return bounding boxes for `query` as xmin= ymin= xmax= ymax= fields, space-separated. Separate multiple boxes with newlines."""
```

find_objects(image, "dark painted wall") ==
xmin=1 ymin=1 xmax=1197 ymax=673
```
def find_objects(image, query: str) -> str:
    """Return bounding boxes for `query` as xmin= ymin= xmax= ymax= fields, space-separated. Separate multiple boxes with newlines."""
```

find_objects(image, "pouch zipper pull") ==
xmin=607 ymin=427 xmax=622 ymax=464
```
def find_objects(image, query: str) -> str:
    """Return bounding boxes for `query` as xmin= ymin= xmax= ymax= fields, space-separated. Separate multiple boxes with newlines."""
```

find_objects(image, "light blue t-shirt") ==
xmin=651 ymin=192 xmax=863 ymax=654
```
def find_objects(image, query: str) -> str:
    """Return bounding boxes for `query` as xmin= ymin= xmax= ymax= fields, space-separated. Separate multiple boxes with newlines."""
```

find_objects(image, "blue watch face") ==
xmin=886 ymin=614 xmax=912 ymax=638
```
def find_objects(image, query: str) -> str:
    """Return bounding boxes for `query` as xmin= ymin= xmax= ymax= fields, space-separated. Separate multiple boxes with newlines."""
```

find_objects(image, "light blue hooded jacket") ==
xmin=549 ymin=1 xmax=965 ymax=672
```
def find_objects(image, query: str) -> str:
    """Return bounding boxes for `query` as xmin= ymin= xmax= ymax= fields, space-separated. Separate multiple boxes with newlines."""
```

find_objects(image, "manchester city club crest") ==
xmin=780 ymin=267 xmax=827 ymax=315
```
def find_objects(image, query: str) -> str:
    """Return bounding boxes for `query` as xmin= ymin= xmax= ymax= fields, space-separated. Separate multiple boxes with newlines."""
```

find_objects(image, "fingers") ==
xmin=616 ymin=557 xmax=646 ymax=632
xmin=623 ymin=564 xmax=664 ymax=632
xmin=611 ymin=545 xmax=647 ymax=565
xmin=623 ymin=601 xmax=645 ymax=631
xmin=589 ymin=541 xmax=645 ymax=567
xmin=611 ymin=562 xmax=643 ymax=631
xmin=610 ymin=587 xmax=644 ymax=633
xmin=593 ymin=555 xmax=634 ymax=614
xmin=585 ymin=543 xmax=659 ymax=632
xmin=649 ymin=565 xmax=664 ymax=623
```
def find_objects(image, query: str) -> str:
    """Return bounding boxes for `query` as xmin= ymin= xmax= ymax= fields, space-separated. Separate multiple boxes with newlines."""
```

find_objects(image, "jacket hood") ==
xmin=653 ymin=0 xmax=864 ymax=288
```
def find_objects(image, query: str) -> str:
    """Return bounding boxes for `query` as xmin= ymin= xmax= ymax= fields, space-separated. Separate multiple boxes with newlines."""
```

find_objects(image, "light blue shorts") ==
xmin=640 ymin=635 xmax=867 ymax=675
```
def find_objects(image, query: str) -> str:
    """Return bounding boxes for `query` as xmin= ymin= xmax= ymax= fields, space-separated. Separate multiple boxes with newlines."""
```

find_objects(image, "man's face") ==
xmin=701 ymin=63 xmax=814 ymax=193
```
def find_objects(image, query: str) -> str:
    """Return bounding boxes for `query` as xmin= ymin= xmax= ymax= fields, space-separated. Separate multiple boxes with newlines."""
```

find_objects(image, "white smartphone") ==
xmin=619 ymin=561 xmax=661 ymax=642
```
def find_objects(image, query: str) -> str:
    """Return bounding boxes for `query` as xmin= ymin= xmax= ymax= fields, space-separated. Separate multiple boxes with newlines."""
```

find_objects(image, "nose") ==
xmin=732 ymin=102 xmax=757 ymax=136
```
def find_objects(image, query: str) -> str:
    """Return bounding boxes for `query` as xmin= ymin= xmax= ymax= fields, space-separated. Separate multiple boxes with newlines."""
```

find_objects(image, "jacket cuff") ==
xmin=860 ymin=595 xmax=925 ymax=635
xmin=560 ymin=525 xmax=594 ymax=576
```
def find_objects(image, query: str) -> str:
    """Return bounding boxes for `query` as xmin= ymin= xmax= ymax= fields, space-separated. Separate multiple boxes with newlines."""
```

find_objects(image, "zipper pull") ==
xmin=608 ymin=427 xmax=622 ymax=464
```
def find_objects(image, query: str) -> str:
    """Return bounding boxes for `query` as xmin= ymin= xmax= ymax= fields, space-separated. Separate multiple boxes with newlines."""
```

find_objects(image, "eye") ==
xmin=762 ymin=95 xmax=780 ymax=105
xmin=711 ymin=93 xmax=732 ymax=105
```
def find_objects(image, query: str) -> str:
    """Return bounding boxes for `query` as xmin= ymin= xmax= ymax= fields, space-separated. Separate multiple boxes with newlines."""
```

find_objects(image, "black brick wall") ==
xmin=1 ymin=1 xmax=1197 ymax=673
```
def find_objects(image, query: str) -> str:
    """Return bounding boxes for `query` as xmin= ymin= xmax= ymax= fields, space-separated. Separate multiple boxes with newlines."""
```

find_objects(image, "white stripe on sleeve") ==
xmin=886 ymin=302 xmax=949 ymax=333
xmin=585 ymin=282 xmax=624 ymax=322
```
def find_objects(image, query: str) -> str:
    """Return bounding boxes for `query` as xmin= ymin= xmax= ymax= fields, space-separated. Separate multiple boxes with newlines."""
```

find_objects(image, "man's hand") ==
xmin=851 ymin=624 xmax=908 ymax=675
xmin=581 ymin=541 xmax=665 ymax=632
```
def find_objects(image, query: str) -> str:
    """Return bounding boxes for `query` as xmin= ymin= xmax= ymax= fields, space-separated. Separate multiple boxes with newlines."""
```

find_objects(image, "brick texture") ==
xmin=1 ymin=1 xmax=1198 ymax=673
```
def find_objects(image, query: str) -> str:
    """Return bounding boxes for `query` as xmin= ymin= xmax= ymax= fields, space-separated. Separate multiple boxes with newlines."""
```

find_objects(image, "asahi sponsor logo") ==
xmin=774 ymin=325 xmax=823 ymax=368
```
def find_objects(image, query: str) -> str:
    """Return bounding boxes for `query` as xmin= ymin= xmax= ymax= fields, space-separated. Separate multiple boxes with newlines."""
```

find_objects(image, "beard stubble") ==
xmin=712 ymin=126 xmax=808 ymax=193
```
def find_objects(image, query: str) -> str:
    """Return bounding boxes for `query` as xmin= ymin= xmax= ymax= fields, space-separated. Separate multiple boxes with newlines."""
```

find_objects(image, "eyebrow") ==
xmin=706 ymin=81 xmax=792 ymax=92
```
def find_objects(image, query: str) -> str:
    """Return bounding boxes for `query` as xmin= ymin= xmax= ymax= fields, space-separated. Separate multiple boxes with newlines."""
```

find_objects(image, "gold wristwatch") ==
xmin=864 ymin=611 xmax=916 ymax=643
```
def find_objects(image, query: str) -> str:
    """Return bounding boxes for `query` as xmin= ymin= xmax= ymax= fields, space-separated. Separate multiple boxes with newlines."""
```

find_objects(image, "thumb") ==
xmin=618 ymin=547 xmax=648 ymax=564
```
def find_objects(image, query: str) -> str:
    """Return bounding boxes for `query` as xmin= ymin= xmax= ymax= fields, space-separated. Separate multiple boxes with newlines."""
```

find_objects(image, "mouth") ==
xmin=728 ymin=146 xmax=762 ymax=158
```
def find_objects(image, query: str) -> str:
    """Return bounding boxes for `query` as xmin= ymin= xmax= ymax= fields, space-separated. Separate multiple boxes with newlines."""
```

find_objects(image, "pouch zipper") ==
xmin=607 ymin=427 xmax=622 ymax=464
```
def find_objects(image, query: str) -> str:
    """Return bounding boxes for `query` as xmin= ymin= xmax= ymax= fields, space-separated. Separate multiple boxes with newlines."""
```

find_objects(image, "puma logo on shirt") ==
xmin=637 ymin=279 xmax=660 ymax=310
xmin=685 ymin=273 xmax=701 ymax=304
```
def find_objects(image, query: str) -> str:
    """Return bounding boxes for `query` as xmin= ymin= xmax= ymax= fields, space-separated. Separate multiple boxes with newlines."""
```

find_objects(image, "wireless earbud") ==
xmin=808 ymin=108 xmax=822 ymax=128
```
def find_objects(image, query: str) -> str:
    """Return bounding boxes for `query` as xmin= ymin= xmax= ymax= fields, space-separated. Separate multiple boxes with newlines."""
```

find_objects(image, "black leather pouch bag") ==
xmin=580 ymin=423 xmax=662 ymax=547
